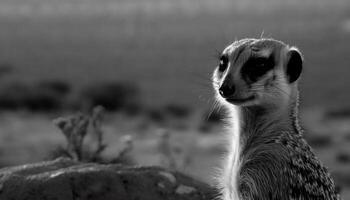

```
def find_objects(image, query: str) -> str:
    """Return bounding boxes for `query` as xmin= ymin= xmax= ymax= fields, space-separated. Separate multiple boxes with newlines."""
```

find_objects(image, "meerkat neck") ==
xmin=222 ymin=102 xmax=299 ymax=200
xmin=237 ymin=92 xmax=302 ymax=153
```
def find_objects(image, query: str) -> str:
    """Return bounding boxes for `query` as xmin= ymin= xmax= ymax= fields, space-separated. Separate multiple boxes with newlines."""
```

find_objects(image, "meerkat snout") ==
xmin=213 ymin=38 xmax=303 ymax=107
xmin=219 ymin=76 xmax=236 ymax=98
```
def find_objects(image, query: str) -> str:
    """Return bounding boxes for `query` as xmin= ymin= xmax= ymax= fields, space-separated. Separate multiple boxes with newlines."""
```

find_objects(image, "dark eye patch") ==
xmin=218 ymin=55 xmax=229 ymax=72
xmin=241 ymin=56 xmax=274 ymax=83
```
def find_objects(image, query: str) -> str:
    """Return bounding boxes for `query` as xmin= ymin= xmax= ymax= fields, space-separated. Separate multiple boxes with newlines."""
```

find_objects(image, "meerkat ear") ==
xmin=286 ymin=47 xmax=303 ymax=83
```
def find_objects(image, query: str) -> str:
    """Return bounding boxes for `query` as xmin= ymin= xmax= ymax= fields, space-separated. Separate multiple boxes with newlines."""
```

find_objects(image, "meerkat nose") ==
xmin=219 ymin=83 xmax=235 ymax=98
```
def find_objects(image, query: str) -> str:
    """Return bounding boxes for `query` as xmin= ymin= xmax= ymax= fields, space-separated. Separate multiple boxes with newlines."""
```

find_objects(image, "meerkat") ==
xmin=212 ymin=38 xmax=341 ymax=200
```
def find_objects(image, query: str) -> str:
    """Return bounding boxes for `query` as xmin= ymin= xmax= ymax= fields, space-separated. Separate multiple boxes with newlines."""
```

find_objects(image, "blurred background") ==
xmin=0 ymin=0 xmax=349 ymax=198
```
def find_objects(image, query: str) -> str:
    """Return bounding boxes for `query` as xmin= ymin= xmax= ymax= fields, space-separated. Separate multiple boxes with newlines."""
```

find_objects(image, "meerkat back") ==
xmin=212 ymin=38 xmax=341 ymax=200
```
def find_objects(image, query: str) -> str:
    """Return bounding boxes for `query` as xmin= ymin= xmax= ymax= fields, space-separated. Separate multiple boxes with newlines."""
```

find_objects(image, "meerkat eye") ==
xmin=242 ymin=57 xmax=274 ymax=83
xmin=255 ymin=57 xmax=269 ymax=68
xmin=218 ymin=55 xmax=229 ymax=72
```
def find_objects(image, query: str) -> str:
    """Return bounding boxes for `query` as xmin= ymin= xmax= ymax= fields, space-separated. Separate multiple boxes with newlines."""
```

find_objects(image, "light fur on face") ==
xmin=212 ymin=38 xmax=300 ymax=110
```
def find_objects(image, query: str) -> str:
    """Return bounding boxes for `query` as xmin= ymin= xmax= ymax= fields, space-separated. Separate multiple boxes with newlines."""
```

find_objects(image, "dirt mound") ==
xmin=0 ymin=158 xmax=216 ymax=200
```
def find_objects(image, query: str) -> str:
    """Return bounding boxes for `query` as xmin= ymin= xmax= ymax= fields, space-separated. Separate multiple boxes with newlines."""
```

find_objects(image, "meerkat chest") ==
xmin=220 ymin=124 xmax=243 ymax=200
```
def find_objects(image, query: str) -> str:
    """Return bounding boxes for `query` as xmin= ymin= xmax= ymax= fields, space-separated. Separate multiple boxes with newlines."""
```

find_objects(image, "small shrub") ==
xmin=49 ymin=146 xmax=74 ymax=159
xmin=51 ymin=106 xmax=134 ymax=164
xmin=53 ymin=112 xmax=90 ymax=160
xmin=157 ymin=130 xmax=176 ymax=169
xmin=110 ymin=135 xmax=134 ymax=165
xmin=157 ymin=129 xmax=187 ymax=170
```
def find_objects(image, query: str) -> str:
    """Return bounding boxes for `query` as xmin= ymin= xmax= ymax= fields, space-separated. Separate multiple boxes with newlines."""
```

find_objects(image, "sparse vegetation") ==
xmin=156 ymin=129 xmax=192 ymax=170
xmin=52 ymin=106 xmax=134 ymax=164
xmin=157 ymin=129 xmax=177 ymax=169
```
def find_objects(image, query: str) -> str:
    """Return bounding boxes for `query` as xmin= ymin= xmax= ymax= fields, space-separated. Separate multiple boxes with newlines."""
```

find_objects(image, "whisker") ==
xmin=181 ymin=70 xmax=213 ymax=88
xmin=206 ymin=99 xmax=221 ymax=121
xmin=207 ymin=99 xmax=216 ymax=117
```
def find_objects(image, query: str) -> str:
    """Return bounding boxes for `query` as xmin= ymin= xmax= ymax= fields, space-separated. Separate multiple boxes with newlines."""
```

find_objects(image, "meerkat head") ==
xmin=213 ymin=38 xmax=303 ymax=109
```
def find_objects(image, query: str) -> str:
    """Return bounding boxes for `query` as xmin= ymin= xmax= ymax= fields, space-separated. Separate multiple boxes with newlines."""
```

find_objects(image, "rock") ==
xmin=0 ymin=158 xmax=217 ymax=200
